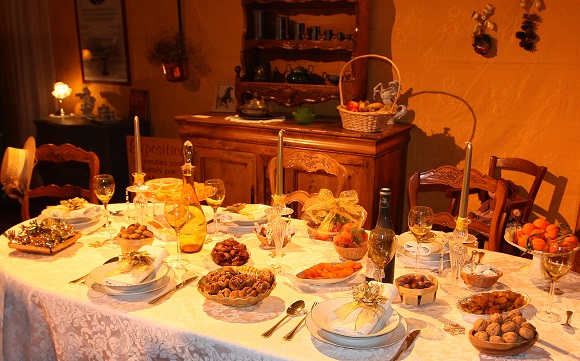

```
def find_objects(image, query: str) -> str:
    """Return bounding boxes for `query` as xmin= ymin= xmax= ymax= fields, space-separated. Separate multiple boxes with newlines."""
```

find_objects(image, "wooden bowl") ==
xmin=461 ymin=267 xmax=503 ymax=288
xmin=468 ymin=329 xmax=538 ymax=356
xmin=333 ymin=242 xmax=367 ymax=260
xmin=395 ymin=274 xmax=438 ymax=306
xmin=117 ymin=236 xmax=154 ymax=254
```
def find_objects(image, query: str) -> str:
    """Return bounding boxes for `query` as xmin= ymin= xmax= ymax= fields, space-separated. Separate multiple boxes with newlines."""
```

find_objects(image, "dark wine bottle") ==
xmin=365 ymin=188 xmax=396 ymax=283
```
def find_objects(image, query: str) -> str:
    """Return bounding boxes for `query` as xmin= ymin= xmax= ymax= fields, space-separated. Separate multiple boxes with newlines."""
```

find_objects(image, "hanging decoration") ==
xmin=471 ymin=4 xmax=497 ymax=55
xmin=516 ymin=13 xmax=541 ymax=52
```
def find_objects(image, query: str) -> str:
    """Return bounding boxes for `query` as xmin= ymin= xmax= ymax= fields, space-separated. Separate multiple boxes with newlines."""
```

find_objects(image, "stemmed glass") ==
xmin=93 ymin=174 xmax=115 ymax=238
xmin=536 ymin=245 xmax=575 ymax=322
xmin=367 ymin=228 xmax=397 ymax=281
xmin=408 ymin=206 xmax=434 ymax=272
xmin=163 ymin=198 xmax=190 ymax=270
xmin=204 ymin=179 xmax=226 ymax=242
xmin=269 ymin=215 xmax=289 ymax=274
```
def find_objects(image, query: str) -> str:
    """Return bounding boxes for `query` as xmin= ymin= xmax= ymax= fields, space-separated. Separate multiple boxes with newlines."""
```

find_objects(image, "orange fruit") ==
xmin=561 ymin=235 xmax=579 ymax=251
xmin=521 ymin=223 xmax=535 ymax=235
xmin=531 ymin=238 xmax=547 ymax=251
xmin=533 ymin=218 xmax=549 ymax=230
xmin=545 ymin=229 xmax=558 ymax=240
xmin=545 ymin=224 xmax=558 ymax=233
xmin=517 ymin=234 xmax=529 ymax=248
xmin=529 ymin=229 xmax=545 ymax=239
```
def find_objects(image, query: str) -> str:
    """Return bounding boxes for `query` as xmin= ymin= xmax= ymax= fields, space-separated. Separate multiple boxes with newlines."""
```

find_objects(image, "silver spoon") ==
xmin=262 ymin=300 xmax=305 ymax=338
xmin=69 ymin=256 xmax=119 ymax=285
xmin=562 ymin=311 xmax=573 ymax=327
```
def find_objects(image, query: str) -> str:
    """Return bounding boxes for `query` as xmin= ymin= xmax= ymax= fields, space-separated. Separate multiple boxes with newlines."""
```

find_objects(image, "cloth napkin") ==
xmin=225 ymin=115 xmax=285 ymax=124
xmin=46 ymin=204 xmax=102 ymax=219
xmin=103 ymin=246 xmax=168 ymax=286
xmin=330 ymin=282 xmax=399 ymax=335
xmin=404 ymin=241 xmax=442 ymax=256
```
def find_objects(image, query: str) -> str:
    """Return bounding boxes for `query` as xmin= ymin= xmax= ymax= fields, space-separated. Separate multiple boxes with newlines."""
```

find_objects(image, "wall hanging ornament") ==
xmin=516 ymin=13 xmax=541 ymax=52
xmin=471 ymin=4 xmax=497 ymax=55
xmin=520 ymin=0 xmax=542 ymax=10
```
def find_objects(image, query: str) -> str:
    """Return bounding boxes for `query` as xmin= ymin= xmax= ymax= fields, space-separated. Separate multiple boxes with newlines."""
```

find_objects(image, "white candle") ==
xmin=276 ymin=129 xmax=284 ymax=195
xmin=134 ymin=116 xmax=142 ymax=174
xmin=458 ymin=141 xmax=472 ymax=218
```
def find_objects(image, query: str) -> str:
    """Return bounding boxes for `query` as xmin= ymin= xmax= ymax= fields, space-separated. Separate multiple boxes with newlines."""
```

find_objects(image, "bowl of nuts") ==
xmin=116 ymin=223 xmax=154 ymax=253
xmin=468 ymin=310 xmax=538 ymax=356
xmin=461 ymin=264 xmax=503 ymax=288
xmin=395 ymin=273 xmax=438 ymax=306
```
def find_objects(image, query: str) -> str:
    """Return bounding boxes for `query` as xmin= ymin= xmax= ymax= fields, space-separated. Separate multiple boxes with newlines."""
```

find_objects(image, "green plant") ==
xmin=146 ymin=32 xmax=190 ymax=65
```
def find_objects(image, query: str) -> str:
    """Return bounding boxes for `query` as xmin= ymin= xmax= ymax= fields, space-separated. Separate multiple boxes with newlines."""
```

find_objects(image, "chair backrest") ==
xmin=488 ymin=156 xmax=547 ymax=223
xmin=21 ymin=143 xmax=100 ymax=220
xmin=267 ymin=150 xmax=348 ymax=207
xmin=408 ymin=165 xmax=509 ymax=252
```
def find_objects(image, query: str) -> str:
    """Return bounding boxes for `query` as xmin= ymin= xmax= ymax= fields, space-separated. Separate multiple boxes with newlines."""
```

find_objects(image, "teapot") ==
xmin=286 ymin=64 xmax=313 ymax=84
xmin=239 ymin=93 xmax=271 ymax=118
xmin=254 ymin=64 xmax=270 ymax=82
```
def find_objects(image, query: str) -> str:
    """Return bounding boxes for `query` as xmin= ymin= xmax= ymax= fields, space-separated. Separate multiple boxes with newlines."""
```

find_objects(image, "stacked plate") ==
xmin=305 ymin=298 xmax=408 ymax=349
xmin=41 ymin=205 xmax=104 ymax=230
xmin=218 ymin=204 xmax=270 ymax=234
xmin=86 ymin=263 xmax=174 ymax=296
xmin=396 ymin=231 xmax=450 ymax=268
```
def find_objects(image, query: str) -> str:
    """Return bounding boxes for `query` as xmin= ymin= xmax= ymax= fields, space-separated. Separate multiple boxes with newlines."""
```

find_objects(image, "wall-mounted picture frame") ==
xmin=75 ymin=0 xmax=131 ymax=84
xmin=213 ymin=83 xmax=237 ymax=112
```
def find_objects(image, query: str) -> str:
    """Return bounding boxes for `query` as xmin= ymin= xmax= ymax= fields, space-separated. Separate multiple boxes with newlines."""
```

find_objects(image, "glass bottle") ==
xmin=179 ymin=140 xmax=207 ymax=253
xmin=365 ymin=188 xmax=397 ymax=283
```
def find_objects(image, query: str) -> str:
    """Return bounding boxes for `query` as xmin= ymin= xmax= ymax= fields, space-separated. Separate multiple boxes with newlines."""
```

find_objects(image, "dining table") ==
xmin=1 ymin=203 xmax=578 ymax=361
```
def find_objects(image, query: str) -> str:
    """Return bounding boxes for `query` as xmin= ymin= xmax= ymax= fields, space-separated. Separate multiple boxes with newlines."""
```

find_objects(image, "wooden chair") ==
xmin=488 ymin=156 xmax=547 ymax=224
xmin=267 ymin=150 xmax=348 ymax=208
xmin=21 ymin=143 xmax=100 ymax=220
xmin=408 ymin=165 xmax=509 ymax=252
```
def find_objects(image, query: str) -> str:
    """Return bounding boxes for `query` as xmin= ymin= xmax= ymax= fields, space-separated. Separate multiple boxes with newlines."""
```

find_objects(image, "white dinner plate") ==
xmin=306 ymin=312 xmax=408 ymax=349
xmin=310 ymin=298 xmax=401 ymax=338
xmin=88 ymin=263 xmax=170 ymax=292
xmin=221 ymin=204 xmax=269 ymax=225
xmin=87 ymin=268 xmax=174 ymax=296
xmin=397 ymin=231 xmax=449 ymax=261
xmin=295 ymin=265 xmax=362 ymax=285
xmin=41 ymin=206 xmax=103 ymax=224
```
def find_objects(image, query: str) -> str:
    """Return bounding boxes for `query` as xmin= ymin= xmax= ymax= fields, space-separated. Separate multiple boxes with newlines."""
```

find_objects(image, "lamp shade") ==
xmin=52 ymin=82 xmax=72 ymax=99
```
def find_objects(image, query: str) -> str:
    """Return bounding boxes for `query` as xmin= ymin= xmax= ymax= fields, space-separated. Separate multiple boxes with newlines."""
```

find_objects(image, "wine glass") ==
xmin=163 ymin=198 xmax=190 ymax=270
xmin=367 ymin=228 xmax=397 ymax=281
xmin=204 ymin=179 xmax=226 ymax=242
xmin=93 ymin=174 xmax=115 ymax=238
xmin=536 ymin=245 xmax=575 ymax=322
xmin=408 ymin=206 xmax=434 ymax=272
xmin=269 ymin=215 xmax=289 ymax=274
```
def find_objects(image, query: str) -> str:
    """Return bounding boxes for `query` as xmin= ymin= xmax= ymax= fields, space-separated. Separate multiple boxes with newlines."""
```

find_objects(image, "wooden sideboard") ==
xmin=175 ymin=114 xmax=412 ymax=232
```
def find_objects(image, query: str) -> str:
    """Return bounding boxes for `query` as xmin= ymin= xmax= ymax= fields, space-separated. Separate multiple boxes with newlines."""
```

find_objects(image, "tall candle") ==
xmin=276 ymin=129 xmax=284 ymax=195
xmin=134 ymin=116 xmax=142 ymax=174
xmin=458 ymin=141 xmax=472 ymax=218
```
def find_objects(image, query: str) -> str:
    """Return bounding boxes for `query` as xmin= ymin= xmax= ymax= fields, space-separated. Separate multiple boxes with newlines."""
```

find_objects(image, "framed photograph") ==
xmin=75 ymin=0 xmax=131 ymax=84
xmin=212 ymin=84 xmax=237 ymax=112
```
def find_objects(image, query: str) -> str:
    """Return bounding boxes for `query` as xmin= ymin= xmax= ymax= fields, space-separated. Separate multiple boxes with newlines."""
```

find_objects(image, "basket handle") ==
xmin=338 ymin=54 xmax=402 ymax=113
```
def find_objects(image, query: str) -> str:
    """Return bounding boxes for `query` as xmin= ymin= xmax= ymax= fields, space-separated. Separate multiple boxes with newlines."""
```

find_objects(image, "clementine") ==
xmin=561 ymin=235 xmax=579 ymax=251
xmin=531 ymin=238 xmax=547 ymax=251
xmin=533 ymin=218 xmax=549 ymax=230
xmin=521 ymin=223 xmax=535 ymax=235
xmin=517 ymin=234 xmax=529 ymax=248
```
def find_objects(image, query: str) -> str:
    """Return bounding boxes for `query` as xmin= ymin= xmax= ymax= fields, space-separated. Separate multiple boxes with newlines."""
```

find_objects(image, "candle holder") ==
xmin=127 ymin=172 xmax=150 ymax=223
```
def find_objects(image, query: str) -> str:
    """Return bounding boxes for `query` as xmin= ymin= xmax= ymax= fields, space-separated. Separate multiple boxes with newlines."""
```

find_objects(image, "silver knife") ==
xmin=148 ymin=276 xmax=198 ymax=305
xmin=391 ymin=329 xmax=420 ymax=361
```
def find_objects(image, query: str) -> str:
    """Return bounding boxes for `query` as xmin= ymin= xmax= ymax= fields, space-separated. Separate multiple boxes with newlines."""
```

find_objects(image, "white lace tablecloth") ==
xmin=1 ymin=206 xmax=579 ymax=361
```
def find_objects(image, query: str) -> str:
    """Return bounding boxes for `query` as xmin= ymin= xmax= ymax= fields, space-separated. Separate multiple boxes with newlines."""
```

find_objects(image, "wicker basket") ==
xmin=334 ymin=242 xmax=368 ymax=260
xmin=461 ymin=268 xmax=503 ymax=288
xmin=337 ymin=54 xmax=402 ymax=132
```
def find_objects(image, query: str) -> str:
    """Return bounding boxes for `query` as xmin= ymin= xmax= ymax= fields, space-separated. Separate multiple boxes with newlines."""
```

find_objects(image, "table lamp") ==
xmin=51 ymin=82 xmax=72 ymax=116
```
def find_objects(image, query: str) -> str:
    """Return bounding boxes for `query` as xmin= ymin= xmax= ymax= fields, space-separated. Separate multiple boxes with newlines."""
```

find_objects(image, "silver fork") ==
xmin=283 ymin=301 xmax=319 ymax=341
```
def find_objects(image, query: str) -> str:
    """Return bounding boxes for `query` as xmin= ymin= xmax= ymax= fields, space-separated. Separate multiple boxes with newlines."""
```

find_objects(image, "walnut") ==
xmin=520 ymin=322 xmax=536 ymax=332
xmin=489 ymin=335 xmax=505 ymax=343
xmin=519 ymin=324 xmax=536 ymax=340
xmin=473 ymin=318 xmax=489 ymax=332
xmin=506 ymin=309 xmax=522 ymax=320
xmin=512 ymin=315 xmax=527 ymax=325
xmin=486 ymin=322 xmax=502 ymax=336
xmin=488 ymin=313 xmax=503 ymax=325
xmin=501 ymin=320 xmax=519 ymax=333
xmin=474 ymin=331 xmax=489 ymax=341
xmin=502 ymin=331 xmax=518 ymax=343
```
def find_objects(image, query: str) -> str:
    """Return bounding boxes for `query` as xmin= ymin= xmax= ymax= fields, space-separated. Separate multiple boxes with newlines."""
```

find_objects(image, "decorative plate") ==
xmin=87 ymin=268 xmax=174 ymax=296
xmin=88 ymin=263 xmax=170 ymax=292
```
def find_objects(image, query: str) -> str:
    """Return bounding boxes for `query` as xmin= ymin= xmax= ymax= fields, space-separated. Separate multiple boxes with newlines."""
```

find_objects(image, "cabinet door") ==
xmin=193 ymin=147 xmax=257 ymax=205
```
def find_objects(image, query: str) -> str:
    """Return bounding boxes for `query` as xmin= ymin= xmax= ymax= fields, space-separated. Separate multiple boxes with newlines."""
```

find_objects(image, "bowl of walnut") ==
xmin=468 ymin=310 xmax=538 ymax=356
xmin=116 ymin=223 xmax=154 ymax=253
xmin=197 ymin=266 xmax=276 ymax=307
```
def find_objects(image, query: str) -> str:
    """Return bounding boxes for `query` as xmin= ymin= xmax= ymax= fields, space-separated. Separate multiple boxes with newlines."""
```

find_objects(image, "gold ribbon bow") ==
xmin=471 ymin=4 xmax=497 ymax=35
xmin=334 ymin=282 xmax=388 ymax=332
xmin=316 ymin=190 xmax=368 ymax=232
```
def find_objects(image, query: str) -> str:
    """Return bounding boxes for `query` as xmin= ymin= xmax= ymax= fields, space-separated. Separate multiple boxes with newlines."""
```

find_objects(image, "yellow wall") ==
xmin=47 ymin=0 xmax=579 ymax=228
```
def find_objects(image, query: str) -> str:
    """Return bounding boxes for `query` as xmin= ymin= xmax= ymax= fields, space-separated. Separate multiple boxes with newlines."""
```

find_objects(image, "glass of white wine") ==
xmin=408 ymin=206 xmax=434 ymax=272
xmin=164 ymin=198 xmax=190 ymax=270
xmin=93 ymin=174 xmax=115 ymax=238
xmin=537 ymin=245 xmax=575 ymax=322
xmin=204 ymin=179 xmax=225 ymax=242
xmin=368 ymin=228 xmax=397 ymax=281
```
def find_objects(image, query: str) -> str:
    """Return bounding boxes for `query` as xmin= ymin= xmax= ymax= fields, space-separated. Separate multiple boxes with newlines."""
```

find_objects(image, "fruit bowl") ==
xmin=468 ymin=329 xmax=538 ymax=356
xmin=333 ymin=242 xmax=368 ymax=260
xmin=305 ymin=222 xmax=340 ymax=242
